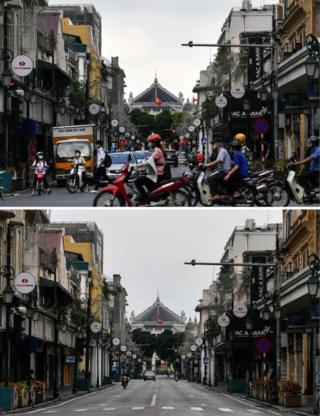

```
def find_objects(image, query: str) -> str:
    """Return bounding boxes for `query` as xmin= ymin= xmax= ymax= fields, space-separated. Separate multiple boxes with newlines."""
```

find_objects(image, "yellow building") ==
xmin=61 ymin=17 xmax=101 ymax=102
xmin=280 ymin=210 xmax=319 ymax=394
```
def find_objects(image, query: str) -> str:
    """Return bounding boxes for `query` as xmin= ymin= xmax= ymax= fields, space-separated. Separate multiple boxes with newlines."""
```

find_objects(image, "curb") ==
xmin=0 ymin=384 xmax=114 ymax=415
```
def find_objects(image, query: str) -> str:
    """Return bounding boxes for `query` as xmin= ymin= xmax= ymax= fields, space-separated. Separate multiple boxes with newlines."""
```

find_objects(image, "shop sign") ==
xmin=66 ymin=356 xmax=76 ymax=364
xmin=90 ymin=322 xmax=102 ymax=333
xmin=215 ymin=95 xmax=228 ymax=108
xmin=231 ymin=84 xmax=245 ymax=99
xmin=231 ymin=327 xmax=272 ymax=338
xmin=233 ymin=303 xmax=248 ymax=318
xmin=230 ymin=110 xmax=267 ymax=119
xmin=12 ymin=55 xmax=33 ymax=77
xmin=14 ymin=272 xmax=36 ymax=294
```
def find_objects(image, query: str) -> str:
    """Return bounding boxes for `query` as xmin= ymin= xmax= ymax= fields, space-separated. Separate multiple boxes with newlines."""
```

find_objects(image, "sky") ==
xmin=50 ymin=0 xmax=279 ymax=101
xmin=51 ymin=208 xmax=282 ymax=320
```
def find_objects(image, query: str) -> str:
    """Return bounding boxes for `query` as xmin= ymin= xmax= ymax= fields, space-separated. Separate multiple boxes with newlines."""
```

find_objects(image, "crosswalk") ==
xmin=40 ymin=406 xmax=267 ymax=413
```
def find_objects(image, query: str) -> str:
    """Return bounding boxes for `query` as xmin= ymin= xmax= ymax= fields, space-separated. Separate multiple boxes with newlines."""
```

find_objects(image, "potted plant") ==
xmin=0 ymin=383 xmax=18 ymax=410
xmin=32 ymin=380 xmax=46 ymax=404
xmin=16 ymin=382 xmax=29 ymax=408
xmin=279 ymin=381 xmax=301 ymax=407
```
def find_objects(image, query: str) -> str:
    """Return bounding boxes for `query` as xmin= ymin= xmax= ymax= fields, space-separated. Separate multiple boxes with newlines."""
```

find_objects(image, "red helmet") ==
xmin=147 ymin=133 xmax=162 ymax=143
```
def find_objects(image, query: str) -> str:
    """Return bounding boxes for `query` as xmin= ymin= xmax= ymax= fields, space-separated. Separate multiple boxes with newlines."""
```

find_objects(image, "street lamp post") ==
xmin=85 ymin=270 xmax=93 ymax=390
xmin=305 ymin=35 xmax=320 ymax=137
xmin=1 ymin=266 xmax=14 ymax=386
xmin=306 ymin=253 xmax=320 ymax=415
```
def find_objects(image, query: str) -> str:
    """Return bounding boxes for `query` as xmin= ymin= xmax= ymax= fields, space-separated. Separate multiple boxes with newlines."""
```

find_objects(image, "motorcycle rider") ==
xmin=31 ymin=151 xmax=51 ymax=196
xmin=203 ymin=141 xmax=231 ymax=200
xmin=121 ymin=371 xmax=129 ymax=387
xmin=233 ymin=133 xmax=253 ymax=172
xmin=223 ymin=140 xmax=250 ymax=198
xmin=294 ymin=136 xmax=320 ymax=200
xmin=134 ymin=133 xmax=166 ymax=201
xmin=70 ymin=149 xmax=87 ymax=187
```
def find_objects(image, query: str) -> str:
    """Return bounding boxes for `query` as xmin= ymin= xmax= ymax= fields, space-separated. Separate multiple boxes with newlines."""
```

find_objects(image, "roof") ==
xmin=132 ymin=77 xmax=181 ymax=105
xmin=132 ymin=296 xmax=185 ymax=325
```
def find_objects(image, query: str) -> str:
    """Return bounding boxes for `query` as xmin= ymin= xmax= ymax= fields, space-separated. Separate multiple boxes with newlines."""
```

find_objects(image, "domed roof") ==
xmin=183 ymin=98 xmax=194 ymax=112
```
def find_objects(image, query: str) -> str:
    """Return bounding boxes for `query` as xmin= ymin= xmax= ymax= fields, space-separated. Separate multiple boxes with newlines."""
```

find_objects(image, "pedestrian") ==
xmin=93 ymin=141 xmax=107 ymax=191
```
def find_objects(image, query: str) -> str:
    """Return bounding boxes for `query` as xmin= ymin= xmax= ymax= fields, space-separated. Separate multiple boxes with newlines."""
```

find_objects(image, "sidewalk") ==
xmin=203 ymin=383 xmax=314 ymax=415
xmin=1 ymin=384 xmax=114 ymax=415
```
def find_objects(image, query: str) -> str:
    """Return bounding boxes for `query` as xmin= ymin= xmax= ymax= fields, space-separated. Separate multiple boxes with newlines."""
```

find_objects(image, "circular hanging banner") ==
xmin=188 ymin=125 xmax=195 ymax=133
xmin=119 ymin=126 xmax=126 ymax=133
xmin=111 ymin=119 xmax=119 ymax=127
xmin=132 ymin=354 xmax=137 ymax=359
xmin=120 ymin=345 xmax=127 ymax=352
xmin=89 ymin=103 xmax=101 ymax=115
xmin=194 ymin=119 xmax=201 ymax=127
xmin=12 ymin=55 xmax=33 ymax=77
xmin=127 ymin=351 xmax=132 ymax=357
xmin=231 ymin=84 xmax=245 ymax=99
xmin=112 ymin=337 xmax=120 ymax=346
xmin=215 ymin=95 xmax=228 ymax=108
xmin=181 ymin=354 xmax=186 ymax=360
xmin=195 ymin=338 xmax=203 ymax=346
xmin=187 ymin=352 xmax=193 ymax=358
xmin=233 ymin=303 xmax=248 ymax=318
xmin=14 ymin=272 xmax=36 ymax=294
xmin=256 ymin=337 xmax=272 ymax=354
xmin=218 ymin=313 xmax=230 ymax=327
xmin=190 ymin=345 xmax=197 ymax=352
xmin=90 ymin=322 xmax=102 ymax=333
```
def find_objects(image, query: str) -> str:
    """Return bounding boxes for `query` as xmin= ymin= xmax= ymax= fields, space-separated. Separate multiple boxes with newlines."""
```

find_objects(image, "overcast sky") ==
xmin=51 ymin=209 xmax=282 ymax=320
xmin=50 ymin=0 xmax=278 ymax=100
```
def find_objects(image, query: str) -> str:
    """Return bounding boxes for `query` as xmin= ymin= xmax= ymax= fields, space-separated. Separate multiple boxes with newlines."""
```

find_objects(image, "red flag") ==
xmin=156 ymin=315 xmax=164 ymax=325
xmin=192 ymin=96 xmax=198 ymax=104
xmin=155 ymin=97 xmax=163 ymax=106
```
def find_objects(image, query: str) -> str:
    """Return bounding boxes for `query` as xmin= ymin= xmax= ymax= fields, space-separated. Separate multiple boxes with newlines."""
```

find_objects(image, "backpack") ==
xmin=104 ymin=152 xmax=112 ymax=168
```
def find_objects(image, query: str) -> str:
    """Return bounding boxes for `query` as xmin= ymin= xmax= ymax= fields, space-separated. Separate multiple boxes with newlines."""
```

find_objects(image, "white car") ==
xmin=106 ymin=152 xmax=137 ymax=179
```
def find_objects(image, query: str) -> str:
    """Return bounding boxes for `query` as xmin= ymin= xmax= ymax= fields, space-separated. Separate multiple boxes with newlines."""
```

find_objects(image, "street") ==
xmin=22 ymin=380 xmax=289 ymax=416
xmin=0 ymin=166 xmax=299 ymax=207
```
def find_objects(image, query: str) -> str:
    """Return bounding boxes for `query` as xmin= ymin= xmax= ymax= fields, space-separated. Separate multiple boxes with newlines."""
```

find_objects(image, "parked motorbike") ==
xmin=93 ymin=158 xmax=191 ymax=207
xmin=66 ymin=164 xmax=88 ymax=193
xmin=266 ymin=162 xmax=320 ymax=206
xmin=121 ymin=375 xmax=129 ymax=389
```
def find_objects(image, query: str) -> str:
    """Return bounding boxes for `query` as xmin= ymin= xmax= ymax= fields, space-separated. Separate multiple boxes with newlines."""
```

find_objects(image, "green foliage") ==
xmin=204 ymin=317 xmax=221 ymax=345
xmin=70 ymin=299 xmax=87 ymax=328
xmin=217 ymin=265 xmax=234 ymax=295
xmin=202 ymin=99 xmax=218 ymax=124
xmin=71 ymin=81 xmax=86 ymax=108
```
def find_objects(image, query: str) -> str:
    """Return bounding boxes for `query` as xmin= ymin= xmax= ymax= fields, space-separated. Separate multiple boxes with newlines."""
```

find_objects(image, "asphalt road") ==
xmin=21 ymin=379 xmax=289 ymax=416
xmin=0 ymin=165 xmax=300 ymax=207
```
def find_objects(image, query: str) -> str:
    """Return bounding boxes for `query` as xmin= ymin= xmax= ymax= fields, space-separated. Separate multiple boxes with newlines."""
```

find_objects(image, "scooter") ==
xmin=266 ymin=163 xmax=320 ymax=206
xmin=195 ymin=166 xmax=256 ymax=207
xmin=34 ymin=167 xmax=47 ymax=196
xmin=66 ymin=164 xmax=88 ymax=193
xmin=92 ymin=158 xmax=191 ymax=207
xmin=121 ymin=375 xmax=129 ymax=389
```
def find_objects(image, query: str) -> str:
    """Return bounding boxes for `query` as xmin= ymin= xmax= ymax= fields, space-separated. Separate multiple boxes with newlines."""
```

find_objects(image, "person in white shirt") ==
xmin=94 ymin=141 xmax=106 ymax=190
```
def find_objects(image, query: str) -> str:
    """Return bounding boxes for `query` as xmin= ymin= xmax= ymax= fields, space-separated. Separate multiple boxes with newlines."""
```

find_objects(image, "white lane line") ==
xmin=218 ymin=410 xmax=234 ymax=413
xmin=190 ymin=408 xmax=204 ymax=411
xmin=132 ymin=407 xmax=144 ymax=410
xmin=247 ymin=410 xmax=262 ymax=414
xmin=151 ymin=392 xmax=157 ymax=407
xmin=162 ymin=407 xmax=175 ymax=410
xmin=102 ymin=409 xmax=116 ymax=412
xmin=73 ymin=410 xmax=88 ymax=412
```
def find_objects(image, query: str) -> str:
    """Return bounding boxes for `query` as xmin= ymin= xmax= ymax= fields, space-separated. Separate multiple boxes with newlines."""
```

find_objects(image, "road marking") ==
xmin=132 ymin=407 xmax=144 ymax=410
xmin=222 ymin=394 xmax=251 ymax=405
xmin=44 ymin=412 xmax=59 ymax=414
xmin=102 ymin=409 xmax=116 ymax=412
xmin=73 ymin=410 xmax=88 ymax=412
xmin=190 ymin=407 xmax=204 ymax=411
xmin=151 ymin=393 xmax=157 ymax=407
xmin=247 ymin=411 xmax=262 ymax=414
xmin=162 ymin=407 xmax=175 ymax=410
xmin=218 ymin=410 xmax=234 ymax=413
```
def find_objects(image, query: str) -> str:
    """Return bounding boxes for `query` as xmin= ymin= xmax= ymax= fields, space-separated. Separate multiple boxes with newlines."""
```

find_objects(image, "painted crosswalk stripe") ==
xmin=218 ymin=409 xmax=234 ymax=413
xmin=162 ymin=407 xmax=175 ymax=410
xmin=102 ymin=409 xmax=116 ymax=412
xmin=190 ymin=408 xmax=204 ymax=411
xmin=247 ymin=411 xmax=262 ymax=414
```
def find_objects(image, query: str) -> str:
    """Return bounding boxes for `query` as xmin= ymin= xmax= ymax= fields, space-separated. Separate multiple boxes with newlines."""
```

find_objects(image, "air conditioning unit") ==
xmin=5 ymin=0 xmax=23 ymax=8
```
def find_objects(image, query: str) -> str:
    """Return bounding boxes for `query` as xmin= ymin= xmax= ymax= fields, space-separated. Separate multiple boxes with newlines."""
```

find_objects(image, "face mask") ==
xmin=38 ymin=156 xmax=43 ymax=160
xmin=75 ymin=153 xmax=80 ymax=157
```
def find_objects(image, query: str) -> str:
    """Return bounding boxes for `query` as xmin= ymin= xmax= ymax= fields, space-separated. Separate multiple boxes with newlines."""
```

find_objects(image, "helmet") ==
xmin=37 ymin=151 xmax=44 ymax=160
xmin=230 ymin=140 xmax=242 ymax=150
xmin=147 ymin=133 xmax=162 ymax=143
xmin=75 ymin=149 xmax=81 ymax=155
xmin=307 ymin=136 xmax=320 ymax=144
xmin=234 ymin=133 xmax=246 ymax=143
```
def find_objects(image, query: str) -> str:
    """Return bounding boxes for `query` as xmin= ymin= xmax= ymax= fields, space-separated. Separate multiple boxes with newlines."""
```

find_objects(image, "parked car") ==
xmin=143 ymin=370 xmax=156 ymax=381
xmin=106 ymin=152 xmax=137 ymax=179
xmin=165 ymin=150 xmax=178 ymax=167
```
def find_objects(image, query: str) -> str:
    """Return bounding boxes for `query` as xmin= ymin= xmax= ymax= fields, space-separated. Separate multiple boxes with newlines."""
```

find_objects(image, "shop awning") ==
xmin=37 ymin=60 xmax=71 ymax=89
xmin=39 ymin=276 xmax=74 ymax=304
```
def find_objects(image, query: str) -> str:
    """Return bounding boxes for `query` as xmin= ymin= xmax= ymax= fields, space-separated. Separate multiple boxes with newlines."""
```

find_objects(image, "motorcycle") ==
xmin=93 ymin=157 xmax=191 ymax=207
xmin=194 ymin=166 xmax=256 ymax=207
xmin=34 ymin=167 xmax=47 ymax=196
xmin=174 ymin=374 xmax=179 ymax=382
xmin=266 ymin=162 xmax=320 ymax=207
xmin=121 ymin=375 xmax=129 ymax=389
xmin=66 ymin=164 xmax=88 ymax=193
